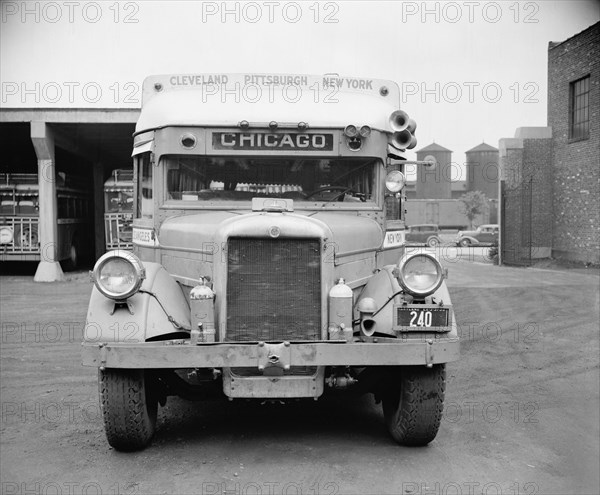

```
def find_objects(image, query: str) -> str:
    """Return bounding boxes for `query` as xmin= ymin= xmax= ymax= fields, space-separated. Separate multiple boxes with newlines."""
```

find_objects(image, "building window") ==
xmin=570 ymin=75 xmax=590 ymax=140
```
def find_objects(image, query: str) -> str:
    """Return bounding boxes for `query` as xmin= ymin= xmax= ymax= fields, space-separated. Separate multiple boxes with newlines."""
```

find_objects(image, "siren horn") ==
xmin=389 ymin=110 xmax=410 ymax=132
xmin=407 ymin=134 xmax=418 ymax=149
xmin=406 ymin=118 xmax=417 ymax=134
xmin=391 ymin=129 xmax=414 ymax=150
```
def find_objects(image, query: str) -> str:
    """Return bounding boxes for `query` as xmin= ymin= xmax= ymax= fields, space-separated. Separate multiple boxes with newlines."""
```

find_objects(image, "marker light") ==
xmin=344 ymin=125 xmax=358 ymax=137
xmin=359 ymin=125 xmax=371 ymax=137
xmin=180 ymin=133 xmax=197 ymax=149
xmin=397 ymin=253 xmax=444 ymax=298
xmin=385 ymin=171 xmax=406 ymax=192
xmin=92 ymin=251 xmax=145 ymax=300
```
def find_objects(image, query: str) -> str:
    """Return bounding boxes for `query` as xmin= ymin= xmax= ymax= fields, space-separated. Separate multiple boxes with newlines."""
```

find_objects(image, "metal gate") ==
xmin=500 ymin=178 xmax=533 ymax=266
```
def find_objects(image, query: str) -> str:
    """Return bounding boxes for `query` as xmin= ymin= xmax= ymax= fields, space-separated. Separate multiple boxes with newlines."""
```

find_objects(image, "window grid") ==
xmin=570 ymin=76 xmax=590 ymax=140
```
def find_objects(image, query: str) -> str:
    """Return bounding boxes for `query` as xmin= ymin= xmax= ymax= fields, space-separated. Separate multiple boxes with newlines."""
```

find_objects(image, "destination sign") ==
xmin=212 ymin=132 xmax=334 ymax=151
xmin=143 ymin=74 xmax=400 ymax=107
xmin=132 ymin=228 xmax=158 ymax=247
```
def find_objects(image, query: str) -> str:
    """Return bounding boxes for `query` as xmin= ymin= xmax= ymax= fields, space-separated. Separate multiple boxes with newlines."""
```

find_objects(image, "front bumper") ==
xmin=82 ymin=337 xmax=460 ymax=370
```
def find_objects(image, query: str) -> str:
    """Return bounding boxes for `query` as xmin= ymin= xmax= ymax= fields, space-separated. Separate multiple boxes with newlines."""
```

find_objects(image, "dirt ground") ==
xmin=1 ymin=256 xmax=599 ymax=495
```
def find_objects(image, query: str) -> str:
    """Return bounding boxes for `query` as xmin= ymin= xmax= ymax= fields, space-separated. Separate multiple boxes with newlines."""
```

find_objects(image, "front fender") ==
xmin=84 ymin=262 xmax=191 ymax=343
xmin=355 ymin=266 xmax=456 ymax=338
xmin=459 ymin=236 xmax=479 ymax=244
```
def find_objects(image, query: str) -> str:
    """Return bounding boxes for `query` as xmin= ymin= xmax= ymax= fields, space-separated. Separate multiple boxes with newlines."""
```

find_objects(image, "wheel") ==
xmin=427 ymin=237 xmax=440 ymax=247
xmin=63 ymin=243 xmax=78 ymax=270
xmin=69 ymin=244 xmax=78 ymax=267
xmin=61 ymin=242 xmax=79 ymax=271
xmin=459 ymin=239 xmax=471 ymax=247
xmin=14 ymin=224 xmax=39 ymax=248
xmin=99 ymin=369 xmax=158 ymax=451
xmin=382 ymin=364 xmax=446 ymax=446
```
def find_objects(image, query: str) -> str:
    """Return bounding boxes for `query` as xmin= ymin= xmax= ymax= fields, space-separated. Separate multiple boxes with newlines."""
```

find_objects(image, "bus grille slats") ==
xmin=226 ymin=238 xmax=321 ymax=342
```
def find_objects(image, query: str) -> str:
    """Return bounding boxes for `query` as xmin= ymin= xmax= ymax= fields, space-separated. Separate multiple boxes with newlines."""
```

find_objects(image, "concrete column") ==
xmin=31 ymin=121 xmax=64 ymax=282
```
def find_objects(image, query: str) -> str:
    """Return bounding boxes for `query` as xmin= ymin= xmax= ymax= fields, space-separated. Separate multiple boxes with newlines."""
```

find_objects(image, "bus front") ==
xmin=83 ymin=74 xmax=458 ymax=451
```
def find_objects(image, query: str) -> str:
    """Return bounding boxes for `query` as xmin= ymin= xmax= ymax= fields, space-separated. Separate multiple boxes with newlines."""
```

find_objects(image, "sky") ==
xmin=1 ymin=0 xmax=599 ymax=179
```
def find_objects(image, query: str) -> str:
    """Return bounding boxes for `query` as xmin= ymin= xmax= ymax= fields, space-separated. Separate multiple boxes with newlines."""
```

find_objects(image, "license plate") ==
xmin=396 ymin=307 xmax=449 ymax=329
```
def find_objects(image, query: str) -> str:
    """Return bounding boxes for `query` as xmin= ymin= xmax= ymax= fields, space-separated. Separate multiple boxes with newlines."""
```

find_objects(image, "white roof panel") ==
xmin=136 ymin=74 xmax=404 ymax=134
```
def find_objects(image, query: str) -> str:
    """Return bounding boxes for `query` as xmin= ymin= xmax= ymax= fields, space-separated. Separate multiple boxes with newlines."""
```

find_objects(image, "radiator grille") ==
xmin=226 ymin=237 xmax=321 ymax=341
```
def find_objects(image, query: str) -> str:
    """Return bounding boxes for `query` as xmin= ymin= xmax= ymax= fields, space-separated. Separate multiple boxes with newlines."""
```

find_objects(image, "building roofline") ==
xmin=548 ymin=21 xmax=599 ymax=50
xmin=465 ymin=142 xmax=498 ymax=153
xmin=416 ymin=142 xmax=453 ymax=153
xmin=0 ymin=108 xmax=139 ymax=124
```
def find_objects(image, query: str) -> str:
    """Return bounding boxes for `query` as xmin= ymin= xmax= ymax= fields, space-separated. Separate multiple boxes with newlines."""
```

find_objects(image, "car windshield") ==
xmin=163 ymin=155 xmax=379 ymax=204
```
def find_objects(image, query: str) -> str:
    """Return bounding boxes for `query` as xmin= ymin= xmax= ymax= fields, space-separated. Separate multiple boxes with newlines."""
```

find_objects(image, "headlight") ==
xmin=385 ymin=171 xmax=406 ymax=192
xmin=92 ymin=251 xmax=145 ymax=300
xmin=397 ymin=252 xmax=444 ymax=297
xmin=0 ymin=226 xmax=14 ymax=245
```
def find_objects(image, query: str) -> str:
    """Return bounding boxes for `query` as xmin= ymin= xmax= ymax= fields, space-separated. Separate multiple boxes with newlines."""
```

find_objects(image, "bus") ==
xmin=0 ymin=172 xmax=91 ymax=267
xmin=83 ymin=73 xmax=459 ymax=451
xmin=104 ymin=168 xmax=133 ymax=251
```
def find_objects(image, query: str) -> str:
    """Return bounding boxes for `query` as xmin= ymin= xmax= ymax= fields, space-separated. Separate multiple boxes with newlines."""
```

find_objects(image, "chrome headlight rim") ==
xmin=385 ymin=170 xmax=406 ymax=193
xmin=92 ymin=250 xmax=145 ymax=300
xmin=397 ymin=252 xmax=444 ymax=298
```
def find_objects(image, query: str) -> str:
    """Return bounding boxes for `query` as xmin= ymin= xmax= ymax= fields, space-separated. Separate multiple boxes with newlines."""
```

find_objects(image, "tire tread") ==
xmin=384 ymin=364 xmax=446 ymax=446
xmin=99 ymin=369 xmax=157 ymax=451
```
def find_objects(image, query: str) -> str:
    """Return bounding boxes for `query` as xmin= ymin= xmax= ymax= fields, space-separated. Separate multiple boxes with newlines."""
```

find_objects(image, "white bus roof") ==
xmin=136 ymin=73 xmax=403 ymax=134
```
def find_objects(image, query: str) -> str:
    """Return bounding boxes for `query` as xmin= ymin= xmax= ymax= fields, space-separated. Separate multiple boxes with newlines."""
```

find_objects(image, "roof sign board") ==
xmin=135 ymin=74 xmax=402 ymax=134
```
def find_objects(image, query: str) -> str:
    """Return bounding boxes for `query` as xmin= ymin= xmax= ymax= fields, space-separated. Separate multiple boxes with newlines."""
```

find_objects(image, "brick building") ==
xmin=499 ymin=22 xmax=599 ymax=265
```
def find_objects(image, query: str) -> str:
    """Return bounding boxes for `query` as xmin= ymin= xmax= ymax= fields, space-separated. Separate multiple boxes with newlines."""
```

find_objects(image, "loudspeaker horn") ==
xmin=391 ymin=129 xmax=413 ymax=149
xmin=389 ymin=110 xmax=410 ymax=132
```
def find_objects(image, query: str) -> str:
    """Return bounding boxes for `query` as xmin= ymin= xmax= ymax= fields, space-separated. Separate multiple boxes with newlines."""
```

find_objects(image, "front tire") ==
xmin=99 ymin=369 xmax=158 ymax=451
xmin=382 ymin=365 xmax=446 ymax=446
xmin=427 ymin=237 xmax=440 ymax=247
xmin=459 ymin=239 xmax=471 ymax=247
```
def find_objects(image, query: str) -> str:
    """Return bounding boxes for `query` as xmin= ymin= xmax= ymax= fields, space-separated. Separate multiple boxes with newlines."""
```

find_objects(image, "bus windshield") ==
xmin=163 ymin=155 xmax=380 ymax=204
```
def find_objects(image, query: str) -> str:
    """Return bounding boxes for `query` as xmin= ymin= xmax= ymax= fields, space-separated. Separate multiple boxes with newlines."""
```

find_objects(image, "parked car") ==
xmin=456 ymin=224 xmax=499 ymax=246
xmin=406 ymin=224 xmax=442 ymax=247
